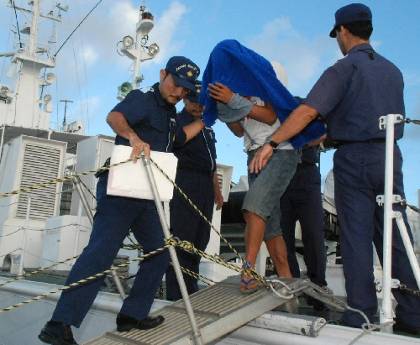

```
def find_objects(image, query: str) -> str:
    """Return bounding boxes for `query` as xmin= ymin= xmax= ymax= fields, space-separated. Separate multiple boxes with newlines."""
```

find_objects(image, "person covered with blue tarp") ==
xmin=200 ymin=39 xmax=325 ymax=148
xmin=201 ymin=39 xmax=325 ymax=293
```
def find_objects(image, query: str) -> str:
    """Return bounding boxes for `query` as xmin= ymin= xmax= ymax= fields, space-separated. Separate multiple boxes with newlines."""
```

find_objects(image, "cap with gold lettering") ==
xmin=165 ymin=56 xmax=200 ymax=91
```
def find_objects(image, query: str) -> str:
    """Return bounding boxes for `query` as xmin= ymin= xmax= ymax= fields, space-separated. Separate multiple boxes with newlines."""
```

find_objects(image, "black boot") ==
xmin=394 ymin=318 xmax=420 ymax=337
xmin=116 ymin=313 xmax=165 ymax=332
xmin=38 ymin=321 xmax=79 ymax=345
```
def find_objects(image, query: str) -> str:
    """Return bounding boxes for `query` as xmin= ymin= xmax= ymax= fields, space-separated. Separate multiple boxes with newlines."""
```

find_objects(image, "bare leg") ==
xmin=265 ymin=235 xmax=292 ymax=278
xmin=243 ymin=211 xmax=266 ymax=266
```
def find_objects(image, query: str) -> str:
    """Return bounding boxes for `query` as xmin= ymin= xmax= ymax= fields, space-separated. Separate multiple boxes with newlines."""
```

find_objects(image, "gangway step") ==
xmin=85 ymin=276 xmax=301 ymax=345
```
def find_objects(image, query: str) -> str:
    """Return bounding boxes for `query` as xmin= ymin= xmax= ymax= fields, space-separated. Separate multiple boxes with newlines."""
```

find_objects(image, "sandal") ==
xmin=240 ymin=261 xmax=260 ymax=294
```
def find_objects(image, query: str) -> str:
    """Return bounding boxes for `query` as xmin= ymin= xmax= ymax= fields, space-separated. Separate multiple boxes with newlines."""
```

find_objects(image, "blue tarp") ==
xmin=199 ymin=39 xmax=325 ymax=149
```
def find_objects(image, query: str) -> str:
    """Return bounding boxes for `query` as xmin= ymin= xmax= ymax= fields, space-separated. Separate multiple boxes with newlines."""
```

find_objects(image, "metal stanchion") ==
xmin=142 ymin=156 xmax=204 ymax=345
xmin=377 ymin=113 xmax=420 ymax=332
xmin=378 ymin=114 xmax=401 ymax=331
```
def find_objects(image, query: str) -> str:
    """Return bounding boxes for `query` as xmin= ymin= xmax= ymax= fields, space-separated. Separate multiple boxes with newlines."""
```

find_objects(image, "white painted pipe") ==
xmin=380 ymin=114 xmax=403 ymax=332
xmin=380 ymin=115 xmax=396 ymax=329
xmin=142 ymin=156 xmax=204 ymax=345
xmin=395 ymin=212 xmax=420 ymax=288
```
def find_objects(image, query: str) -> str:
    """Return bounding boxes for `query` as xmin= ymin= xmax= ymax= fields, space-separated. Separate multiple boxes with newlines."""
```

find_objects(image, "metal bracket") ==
xmin=376 ymin=194 xmax=403 ymax=206
xmin=375 ymin=279 xmax=382 ymax=292
xmin=391 ymin=279 xmax=401 ymax=289
xmin=376 ymin=279 xmax=400 ymax=292
xmin=379 ymin=114 xmax=404 ymax=130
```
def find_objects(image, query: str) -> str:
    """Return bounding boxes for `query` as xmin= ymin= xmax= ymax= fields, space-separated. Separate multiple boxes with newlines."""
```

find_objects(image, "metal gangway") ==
xmin=84 ymin=277 xmax=326 ymax=345
xmin=86 ymin=277 xmax=299 ymax=345
xmin=84 ymin=156 xmax=336 ymax=345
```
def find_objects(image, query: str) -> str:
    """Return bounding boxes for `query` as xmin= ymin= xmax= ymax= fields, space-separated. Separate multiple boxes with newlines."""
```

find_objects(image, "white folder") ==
xmin=107 ymin=145 xmax=178 ymax=201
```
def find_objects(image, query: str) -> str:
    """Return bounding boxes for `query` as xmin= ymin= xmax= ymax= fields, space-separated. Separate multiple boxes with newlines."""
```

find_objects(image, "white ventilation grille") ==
xmin=16 ymin=143 xmax=62 ymax=220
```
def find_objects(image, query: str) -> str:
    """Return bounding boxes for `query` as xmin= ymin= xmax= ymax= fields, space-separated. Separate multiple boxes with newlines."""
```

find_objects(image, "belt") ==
xmin=334 ymin=138 xmax=395 ymax=147
xmin=298 ymin=161 xmax=317 ymax=167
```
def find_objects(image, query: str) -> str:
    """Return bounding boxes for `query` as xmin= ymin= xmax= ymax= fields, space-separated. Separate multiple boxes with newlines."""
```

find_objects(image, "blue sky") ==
xmin=0 ymin=0 xmax=419 ymax=204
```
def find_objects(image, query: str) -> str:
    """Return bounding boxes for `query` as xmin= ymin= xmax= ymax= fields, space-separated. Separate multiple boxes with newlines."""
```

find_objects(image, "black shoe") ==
xmin=306 ymin=296 xmax=328 ymax=311
xmin=38 ymin=321 xmax=79 ymax=345
xmin=116 ymin=313 xmax=165 ymax=332
xmin=394 ymin=319 xmax=420 ymax=337
xmin=307 ymin=285 xmax=333 ymax=311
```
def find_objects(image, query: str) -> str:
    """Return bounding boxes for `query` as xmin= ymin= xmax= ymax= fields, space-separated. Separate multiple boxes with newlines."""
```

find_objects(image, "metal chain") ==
xmin=0 ymin=155 xmax=242 ymax=263
xmin=405 ymin=118 xmax=420 ymax=125
xmin=0 ymin=154 xmax=252 ymax=300
xmin=0 ymin=243 xmax=173 ymax=313
xmin=397 ymin=284 xmax=420 ymax=297
xmin=174 ymin=238 xmax=268 ymax=287
xmin=0 ymin=238 xmax=248 ymax=313
xmin=0 ymin=157 xmax=134 ymax=199
xmin=176 ymin=264 xmax=215 ymax=286
xmin=148 ymin=156 xmax=243 ymax=262
xmin=0 ymin=254 xmax=80 ymax=288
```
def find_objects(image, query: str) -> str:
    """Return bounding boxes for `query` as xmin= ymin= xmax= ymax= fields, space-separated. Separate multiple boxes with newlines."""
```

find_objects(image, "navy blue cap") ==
xmin=329 ymin=3 xmax=372 ymax=38
xmin=165 ymin=56 xmax=200 ymax=91
xmin=185 ymin=80 xmax=202 ymax=103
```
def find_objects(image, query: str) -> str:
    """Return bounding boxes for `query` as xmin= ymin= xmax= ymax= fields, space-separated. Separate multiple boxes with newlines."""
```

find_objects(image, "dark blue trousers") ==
xmin=334 ymin=143 xmax=420 ymax=328
xmin=280 ymin=164 xmax=327 ymax=286
xmin=52 ymin=173 xmax=169 ymax=327
xmin=166 ymin=168 xmax=214 ymax=301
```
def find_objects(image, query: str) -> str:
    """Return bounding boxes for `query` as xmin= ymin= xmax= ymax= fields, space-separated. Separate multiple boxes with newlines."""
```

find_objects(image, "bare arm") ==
xmin=227 ymin=121 xmax=244 ymax=137
xmin=106 ymin=111 xmax=150 ymax=160
xmin=249 ymin=104 xmax=319 ymax=173
xmin=270 ymin=104 xmax=318 ymax=144
xmin=247 ymin=103 xmax=277 ymax=125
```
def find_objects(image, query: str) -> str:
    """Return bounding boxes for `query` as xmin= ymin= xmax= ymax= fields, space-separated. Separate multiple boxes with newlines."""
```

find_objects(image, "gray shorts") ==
xmin=244 ymin=149 xmax=299 ymax=240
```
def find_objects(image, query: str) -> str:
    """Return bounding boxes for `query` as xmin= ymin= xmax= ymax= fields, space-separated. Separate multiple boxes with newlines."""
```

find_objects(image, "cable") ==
xmin=0 ymin=201 xmax=19 ymax=208
xmin=0 ymin=11 xmax=13 ymax=81
xmin=0 ymin=228 xmax=22 ymax=238
xmin=405 ymin=118 xmax=420 ymax=126
xmin=408 ymin=204 xmax=420 ymax=214
xmin=11 ymin=0 xmax=23 ymax=49
xmin=53 ymin=0 xmax=104 ymax=57
xmin=0 ymin=223 xmax=90 ymax=238
xmin=0 ymin=248 xmax=20 ymax=258
xmin=76 ymin=176 xmax=96 ymax=200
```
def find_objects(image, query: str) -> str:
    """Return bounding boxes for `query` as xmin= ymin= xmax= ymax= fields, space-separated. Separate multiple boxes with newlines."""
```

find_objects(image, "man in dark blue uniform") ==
xmin=166 ymin=81 xmax=223 ymax=300
xmin=280 ymin=146 xmax=327 ymax=293
xmin=39 ymin=56 xmax=203 ymax=345
xmin=251 ymin=3 xmax=420 ymax=334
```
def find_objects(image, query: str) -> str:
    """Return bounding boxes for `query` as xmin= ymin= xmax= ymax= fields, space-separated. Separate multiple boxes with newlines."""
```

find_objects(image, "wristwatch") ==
xmin=268 ymin=140 xmax=279 ymax=149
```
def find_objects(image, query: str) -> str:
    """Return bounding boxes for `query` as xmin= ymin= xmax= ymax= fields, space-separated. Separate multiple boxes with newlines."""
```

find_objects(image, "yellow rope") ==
xmin=148 ymin=156 xmax=243 ymax=261
xmin=0 ymin=238 xmax=268 ymax=313
xmin=0 ymin=254 xmax=80 ymax=288
xmin=0 ymin=157 xmax=133 ymax=199
xmin=0 ymin=243 xmax=172 ymax=313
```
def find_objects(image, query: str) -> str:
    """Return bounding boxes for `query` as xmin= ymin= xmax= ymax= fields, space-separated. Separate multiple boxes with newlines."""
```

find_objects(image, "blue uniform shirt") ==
xmin=305 ymin=43 xmax=405 ymax=142
xmin=111 ymin=83 xmax=177 ymax=152
xmin=173 ymin=108 xmax=217 ymax=173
